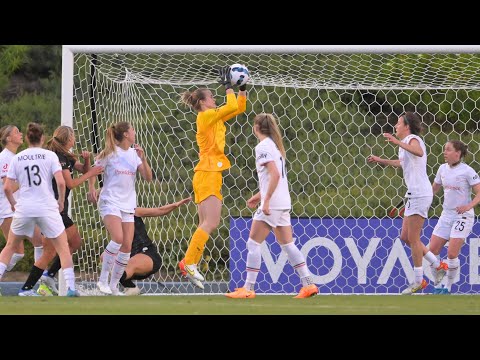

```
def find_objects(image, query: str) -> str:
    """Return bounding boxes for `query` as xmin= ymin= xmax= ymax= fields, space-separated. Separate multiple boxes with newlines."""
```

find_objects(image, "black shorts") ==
xmin=130 ymin=245 xmax=162 ymax=281
xmin=61 ymin=213 xmax=74 ymax=229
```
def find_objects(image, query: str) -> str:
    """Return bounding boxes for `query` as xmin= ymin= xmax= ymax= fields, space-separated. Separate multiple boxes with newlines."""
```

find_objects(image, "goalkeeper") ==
xmin=177 ymin=65 xmax=247 ymax=289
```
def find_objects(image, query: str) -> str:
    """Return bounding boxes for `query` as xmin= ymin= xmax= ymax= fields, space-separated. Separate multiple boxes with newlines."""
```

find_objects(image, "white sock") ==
xmin=244 ymin=239 xmax=261 ymax=291
xmin=0 ymin=262 xmax=7 ymax=279
xmin=424 ymin=251 xmax=440 ymax=268
xmin=414 ymin=266 xmax=423 ymax=284
xmin=281 ymin=241 xmax=311 ymax=280
xmin=99 ymin=241 xmax=121 ymax=283
xmin=446 ymin=257 xmax=460 ymax=291
xmin=62 ymin=267 xmax=76 ymax=290
xmin=34 ymin=246 xmax=43 ymax=262
xmin=109 ymin=251 xmax=130 ymax=289
xmin=6 ymin=253 xmax=24 ymax=271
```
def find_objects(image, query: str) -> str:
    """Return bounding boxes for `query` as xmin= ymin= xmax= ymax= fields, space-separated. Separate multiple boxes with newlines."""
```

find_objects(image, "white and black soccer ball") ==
xmin=229 ymin=64 xmax=250 ymax=87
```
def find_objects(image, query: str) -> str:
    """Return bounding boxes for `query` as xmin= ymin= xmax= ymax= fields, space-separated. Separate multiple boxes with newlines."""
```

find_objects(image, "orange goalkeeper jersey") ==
xmin=194 ymin=92 xmax=247 ymax=172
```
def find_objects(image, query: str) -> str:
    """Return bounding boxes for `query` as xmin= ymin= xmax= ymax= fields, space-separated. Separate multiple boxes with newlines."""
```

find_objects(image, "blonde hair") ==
xmin=179 ymin=88 xmax=211 ymax=112
xmin=97 ymin=122 xmax=131 ymax=160
xmin=45 ymin=125 xmax=77 ymax=161
xmin=0 ymin=125 xmax=17 ymax=150
xmin=253 ymin=113 xmax=286 ymax=157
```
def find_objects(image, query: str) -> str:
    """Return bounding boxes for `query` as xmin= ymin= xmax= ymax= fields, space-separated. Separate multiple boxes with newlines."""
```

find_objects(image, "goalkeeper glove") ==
xmin=239 ymin=83 xmax=247 ymax=91
xmin=216 ymin=65 xmax=233 ymax=90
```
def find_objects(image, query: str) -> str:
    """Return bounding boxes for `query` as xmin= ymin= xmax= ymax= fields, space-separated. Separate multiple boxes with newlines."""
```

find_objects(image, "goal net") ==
xmin=64 ymin=46 xmax=480 ymax=295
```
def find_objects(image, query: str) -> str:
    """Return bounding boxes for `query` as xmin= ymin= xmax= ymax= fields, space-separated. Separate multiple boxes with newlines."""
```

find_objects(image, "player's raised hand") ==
xmin=81 ymin=151 xmax=91 ymax=163
xmin=216 ymin=65 xmax=232 ymax=90
xmin=134 ymin=144 xmax=145 ymax=160
xmin=383 ymin=132 xmax=400 ymax=145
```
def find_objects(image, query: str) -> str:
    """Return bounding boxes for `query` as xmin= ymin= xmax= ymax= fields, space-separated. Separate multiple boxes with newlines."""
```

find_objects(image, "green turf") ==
xmin=0 ymin=295 xmax=478 ymax=315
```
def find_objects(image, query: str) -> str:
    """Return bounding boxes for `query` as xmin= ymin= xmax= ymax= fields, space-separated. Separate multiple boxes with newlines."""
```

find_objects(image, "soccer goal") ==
xmin=62 ymin=45 xmax=480 ymax=295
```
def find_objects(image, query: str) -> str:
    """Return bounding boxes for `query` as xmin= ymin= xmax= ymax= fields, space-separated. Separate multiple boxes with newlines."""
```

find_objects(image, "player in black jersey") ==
xmin=111 ymin=197 xmax=192 ymax=295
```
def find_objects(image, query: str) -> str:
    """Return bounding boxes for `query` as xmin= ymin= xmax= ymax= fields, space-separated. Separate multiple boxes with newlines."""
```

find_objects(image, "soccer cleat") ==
xmin=66 ymin=288 xmax=81 ymax=297
xmin=124 ymin=286 xmax=141 ymax=296
xmin=188 ymin=277 xmax=205 ymax=290
xmin=40 ymin=275 xmax=59 ymax=295
xmin=96 ymin=281 xmax=113 ymax=295
xmin=37 ymin=284 xmax=54 ymax=296
xmin=178 ymin=259 xmax=187 ymax=276
xmin=437 ymin=288 xmax=451 ymax=295
xmin=434 ymin=261 xmax=448 ymax=286
xmin=178 ymin=259 xmax=204 ymax=281
xmin=110 ymin=286 xmax=125 ymax=296
xmin=294 ymin=284 xmax=319 ymax=298
xmin=18 ymin=289 xmax=41 ymax=296
xmin=401 ymin=279 xmax=427 ymax=294
xmin=178 ymin=259 xmax=205 ymax=289
xmin=225 ymin=287 xmax=256 ymax=299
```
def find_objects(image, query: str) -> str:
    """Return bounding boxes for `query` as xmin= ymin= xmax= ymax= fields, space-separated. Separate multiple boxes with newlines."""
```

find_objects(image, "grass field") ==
xmin=0 ymin=295 xmax=479 ymax=315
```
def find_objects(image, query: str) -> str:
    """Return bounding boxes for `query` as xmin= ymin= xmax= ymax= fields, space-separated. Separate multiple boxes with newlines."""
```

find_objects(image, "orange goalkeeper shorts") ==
xmin=192 ymin=171 xmax=223 ymax=204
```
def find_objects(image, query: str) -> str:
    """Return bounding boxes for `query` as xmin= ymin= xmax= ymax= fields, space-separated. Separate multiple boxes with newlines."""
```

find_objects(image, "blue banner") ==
xmin=229 ymin=217 xmax=480 ymax=294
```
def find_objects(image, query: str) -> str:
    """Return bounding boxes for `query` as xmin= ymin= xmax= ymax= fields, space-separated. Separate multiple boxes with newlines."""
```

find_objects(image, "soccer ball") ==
xmin=230 ymin=64 xmax=250 ymax=87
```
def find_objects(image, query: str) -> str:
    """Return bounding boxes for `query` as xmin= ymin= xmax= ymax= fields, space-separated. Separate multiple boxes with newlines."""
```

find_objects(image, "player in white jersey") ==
xmin=428 ymin=140 xmax=480 ymax=294
xmin=87 ymin=121 xmax=152 ymax=295
xmin=0 ymin=123 xmax=78 ymax=296
xmin=0 ymin=125 xmax=43 ymax=273
xmin=225 ymin=113 xmax=318 ymax=299
xmin=11 ymin=126 xmax=103 ymax=296
xmin=368 ymin=112 xmax=446 ymax=294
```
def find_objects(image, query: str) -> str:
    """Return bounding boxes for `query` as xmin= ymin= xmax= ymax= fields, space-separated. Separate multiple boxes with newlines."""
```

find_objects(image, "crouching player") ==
xmin=120 ymin=197 xmax=192 ymax=295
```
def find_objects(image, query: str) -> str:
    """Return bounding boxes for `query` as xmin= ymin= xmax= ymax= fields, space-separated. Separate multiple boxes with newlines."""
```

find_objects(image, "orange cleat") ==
xmin=293 ymin=284 xmax=319 ymax=298
xmin=225 ymin=287 xmax=256 ymax=299
xmin=401 ymin=278 xmax=427 ymax=294
xmin=178 ymin=259 xmax=187 ymax=276
xmin=434 ymin=261 xmax=448 ymax=286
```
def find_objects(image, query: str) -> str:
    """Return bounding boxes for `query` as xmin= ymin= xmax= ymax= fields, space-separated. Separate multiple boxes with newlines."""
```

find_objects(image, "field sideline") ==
xmin=0 ymin=295 xmax=479 ymax=315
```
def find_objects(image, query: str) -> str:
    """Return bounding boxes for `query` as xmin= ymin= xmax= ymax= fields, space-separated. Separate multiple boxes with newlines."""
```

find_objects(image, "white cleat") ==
xmin=124 ymin=286 xmax=141 ymax=296
xmin=96 ymin=281 xmax=113 ymax=295
xmin=178 ymin=260 xmax=205 ymax=290
xmin=184 ymin=264 xmax=205 ymax=281
xmin=18 ymin=289 xmax=41 ymax=296
xmin=188 ymin=278 xmax=205 ymax=290
xmin=110 ymin=286 xmax=125 ymax=296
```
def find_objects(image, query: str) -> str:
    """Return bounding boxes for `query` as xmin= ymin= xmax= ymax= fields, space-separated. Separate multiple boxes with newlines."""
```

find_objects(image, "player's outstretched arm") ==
xmin=135 ymin=197 xmax=192 ymax=217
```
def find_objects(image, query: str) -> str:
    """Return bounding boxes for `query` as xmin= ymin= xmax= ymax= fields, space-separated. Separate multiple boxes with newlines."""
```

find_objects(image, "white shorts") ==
xmin=11 ymin=213 xmax=65 ymax=239
xmin=253 ymin=208 xmax=291 ymax=228
xmin=433 ymin=210 xmax=474 ymax=240
xmin=0 ymin=212 xmax=14 ymax=227
xmin=404 ymin=196 xmax=433 ymax=218
xmin=99 ymin=200 xmax=134 ymax=223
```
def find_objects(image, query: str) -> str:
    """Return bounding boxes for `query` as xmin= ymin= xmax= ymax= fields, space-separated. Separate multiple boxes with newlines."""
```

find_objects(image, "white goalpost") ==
xmin=61 ymin=45 xmax=480 ymax=295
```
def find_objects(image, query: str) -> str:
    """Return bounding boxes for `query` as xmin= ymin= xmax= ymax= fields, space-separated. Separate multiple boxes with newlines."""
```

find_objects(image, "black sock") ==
xmin=119 ymin=272 xmax=135 ymax=288
xmin=22 ymin=265 xmax=45 ymax=291
xmin=47 ymin=256 xmax=61 ymax=278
